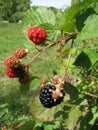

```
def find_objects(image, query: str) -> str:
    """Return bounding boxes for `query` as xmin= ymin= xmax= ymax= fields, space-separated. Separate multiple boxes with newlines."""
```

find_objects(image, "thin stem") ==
xmin=25 ymin=33 xmax=77 ymax=67
xmin=89 ymin=74 xmax=98 ymax=89
xmin=80 ymin=91 xmax=97 ymax=98
xmin=61 ymin=38 xmax=74 ymax=82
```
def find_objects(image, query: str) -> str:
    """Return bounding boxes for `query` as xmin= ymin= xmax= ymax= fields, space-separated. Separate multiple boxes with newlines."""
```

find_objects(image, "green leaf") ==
xmin=40 ymin=23 xmax=61 ymax=41
xmin=18 ymin=120 xmax=35 ymax=130
xmin=79 ymin=111 xmax=93 ymax=130
xmin=73 ymin=51 xmax=92 ymax=69
xmin=17 ymin=115 xmax=31 ymax=122
xmin=29 ymin=96 xmax=64 ymax=121
xmin=93 ymin=2 xmax=98 ymax=13
xmin=83 ymin=49 xmax=98 ymax=67
xmin=89 ymin=106 xmax=98 ymax=125
xmin=29 ymin=77 xmax=40 ymax=91
xmin=23 ymin=6 xmax=55 ymax=26
xmin=24 ymin=6 xmax=62 ymax=26
xmin=64 ymin=100 xmax=87 ymax=130
xmin=44 ymin=124 xmax=53 ymax=130
xmin=73 ymin=48 xmax=98 ymax=69
xmin=76 ymin=8 xmax=96 ymax=32
xmin=52 ymin=121 xmax=61 ymax=129
xmin=77 ymin=14 xmax=98 ymax=40
xmin=59 ymin=0 xmax=98 ymax=32
xmin=19 ymin=76 xmax=40 ymax=93
xmin=34 ymin=120 xmax=43 ymax=129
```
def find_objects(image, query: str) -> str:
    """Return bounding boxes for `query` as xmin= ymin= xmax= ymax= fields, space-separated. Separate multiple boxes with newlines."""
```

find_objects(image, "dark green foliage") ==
xmin=76 ymin=8 xmax=96 ymax=31
xmin=73 ymin=51 xmax=92 ymax=69
xmin=0 ymin=0 xmax=31 ymax=22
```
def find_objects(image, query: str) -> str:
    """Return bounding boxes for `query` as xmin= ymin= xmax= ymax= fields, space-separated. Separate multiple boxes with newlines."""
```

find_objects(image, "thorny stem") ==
xmin=25 ymin=32 xmax=77 ymax=67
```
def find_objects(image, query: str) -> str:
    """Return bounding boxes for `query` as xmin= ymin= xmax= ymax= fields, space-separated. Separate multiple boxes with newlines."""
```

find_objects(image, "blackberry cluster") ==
xmin=4 ymin=48 xmax=29 ymax=84
xmin=39 ymin=84 xmax=65 ymax=108
xmin=5 ymin=64 xmax=29 ymax=84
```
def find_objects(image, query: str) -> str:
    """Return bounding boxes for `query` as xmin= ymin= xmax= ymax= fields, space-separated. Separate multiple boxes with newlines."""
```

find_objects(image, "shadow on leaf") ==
xmin=73 ymin=51 xmax=91 ymax=69
xmin=76 ymin=8 xmax=96 ymax=31
xmin=65 ymin=82 xmax=79 ymax=102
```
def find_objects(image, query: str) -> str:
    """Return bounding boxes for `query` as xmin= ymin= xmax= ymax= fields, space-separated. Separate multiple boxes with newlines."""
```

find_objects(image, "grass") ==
xmin=0 ymin=23 xmax=28 ymax=57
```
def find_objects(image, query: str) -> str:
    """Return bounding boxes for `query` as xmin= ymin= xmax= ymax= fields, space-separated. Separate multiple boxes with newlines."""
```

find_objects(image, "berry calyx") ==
xmin=39 ymin=84 xmax=65 ymax=108
xmin=15 ymin=48 xmax=28 ymax=59
xmin=28 ymin=26 xmax=47 ymax=45
xmin=4 ymin=56 xmax=20 ymax=68
xmin=6 ymin=68 xmax=18 ymax=78
xmin=52 ymin=75 xmax=65 ymax=89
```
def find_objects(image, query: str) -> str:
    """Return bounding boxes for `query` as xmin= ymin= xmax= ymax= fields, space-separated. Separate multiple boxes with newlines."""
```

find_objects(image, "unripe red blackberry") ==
xmin=15 ymin=48 xmax=28 ymax=59
xmin=39 ymin=84 xmax=65 ymax=108
xmin=6 ymin=68 xmax=18 ymax=78
xmin=4 ymin=56 xmax=20 ymax=68
xmin=28 ymin=26 xmax=47 ymax=45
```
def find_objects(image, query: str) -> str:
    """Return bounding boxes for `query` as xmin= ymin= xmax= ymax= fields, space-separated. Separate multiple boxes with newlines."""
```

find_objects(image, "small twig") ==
xmin=12 ymin=122 xmax=25 ymax=130
xmin=80 ymin=91 xmax=97 ymax=98
xmin=88 ymin=70 xmax=98 ymax=89
xmin=25 ymin=41 xmax=57 ymax=67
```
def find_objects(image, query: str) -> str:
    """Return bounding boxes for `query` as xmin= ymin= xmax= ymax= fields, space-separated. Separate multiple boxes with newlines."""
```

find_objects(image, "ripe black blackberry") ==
xmin=13 ymin=65 xmax=29 ymax=84
xmin=19 ymin=73 xmax=29 ymax=84
xmin=13 ymin=65 xmax=26 ymax=77
xmin=39 ymin=84 xmax=65 ymax=108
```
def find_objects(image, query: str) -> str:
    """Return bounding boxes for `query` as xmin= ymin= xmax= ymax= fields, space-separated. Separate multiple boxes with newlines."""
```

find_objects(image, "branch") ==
xmin=25 ymin=33 xmax=77 ymax=67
